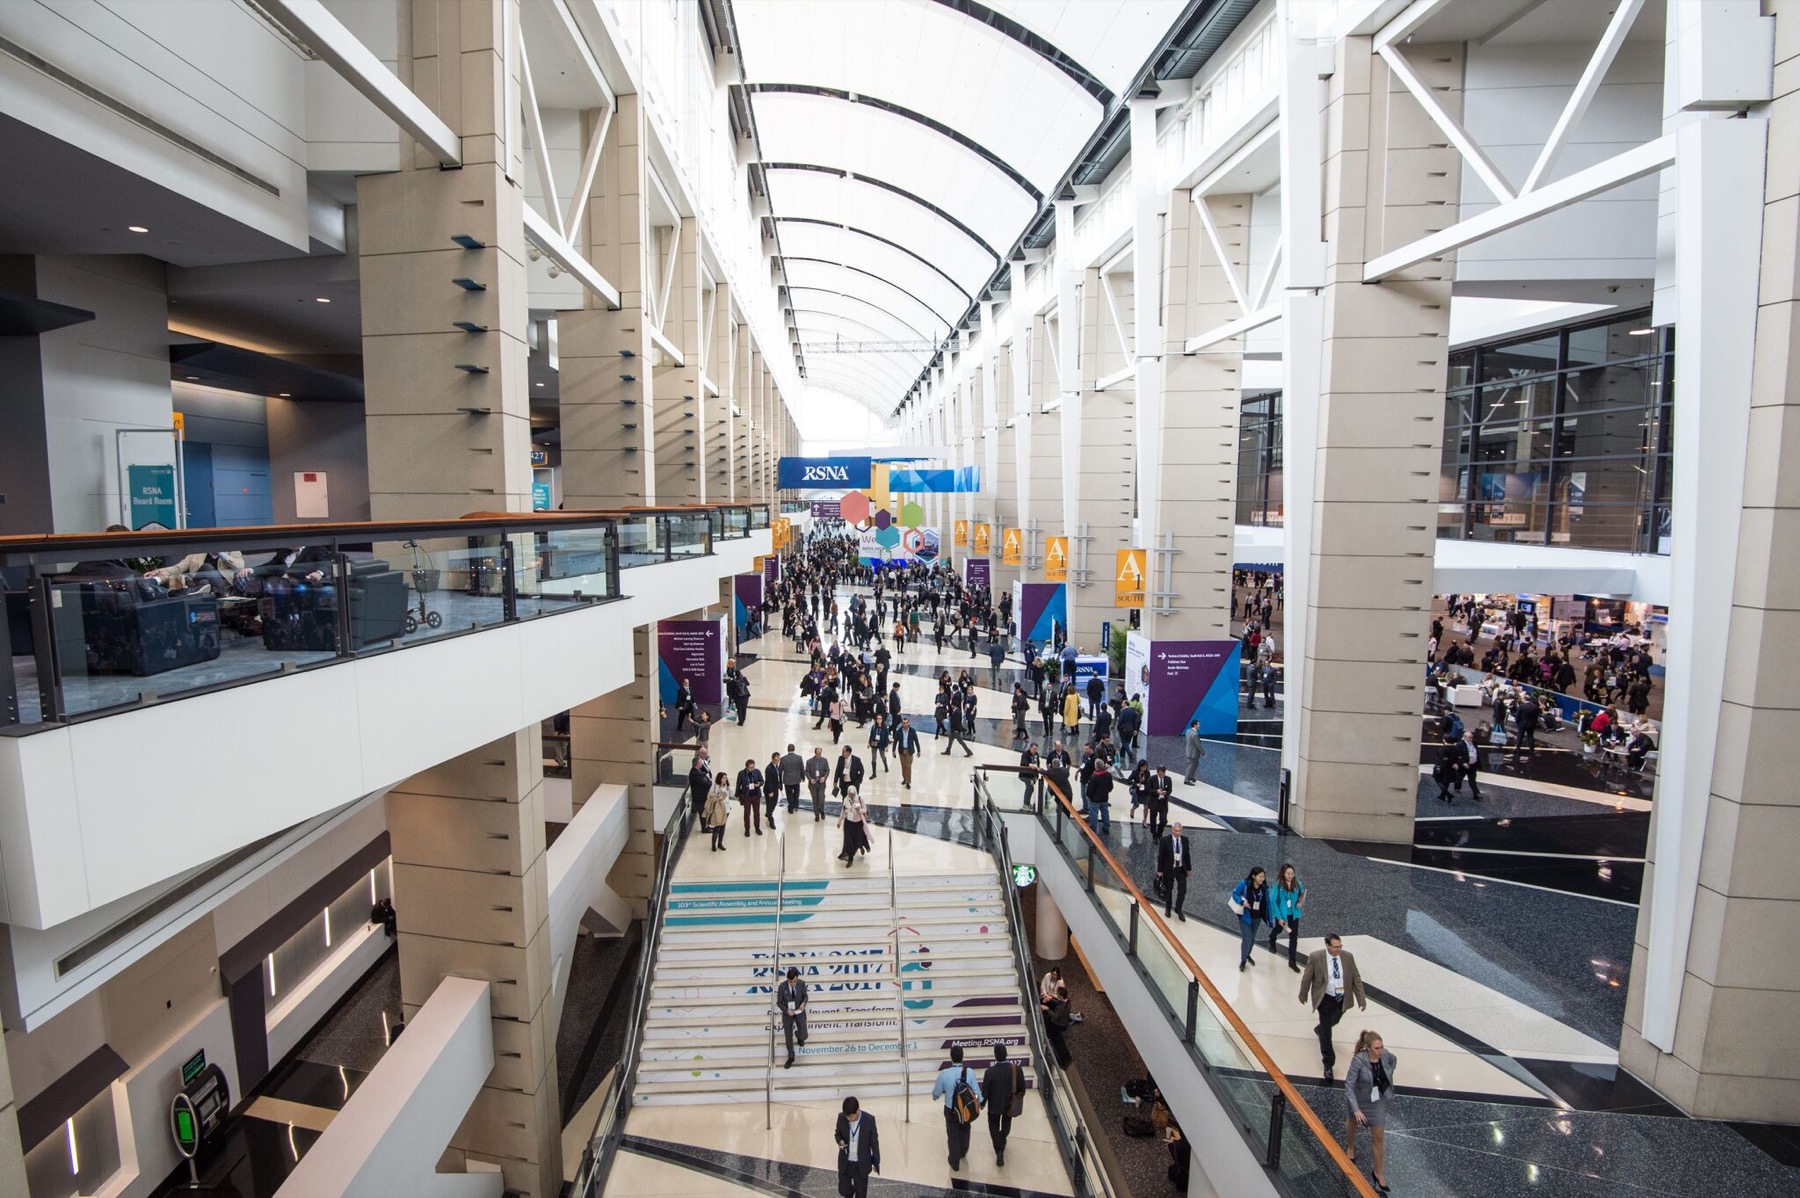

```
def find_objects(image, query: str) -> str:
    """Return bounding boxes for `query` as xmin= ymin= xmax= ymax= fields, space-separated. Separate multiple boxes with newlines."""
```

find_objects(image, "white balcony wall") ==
xmin=305 ymin=0 xmax=402 ymax=175
xmin=0 ymin=534 xmax=769 ymax=934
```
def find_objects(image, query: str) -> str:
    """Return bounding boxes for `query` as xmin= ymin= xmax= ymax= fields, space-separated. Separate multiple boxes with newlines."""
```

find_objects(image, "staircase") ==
xmin=635 ymin=870 xmax=1036 ymax=1104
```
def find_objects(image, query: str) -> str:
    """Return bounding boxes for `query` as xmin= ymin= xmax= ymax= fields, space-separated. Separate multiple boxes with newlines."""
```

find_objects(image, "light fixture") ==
xmin=279 ymin=392 xmax=291 ymax=397
xmin=127 ymin=225 xmax=149 ymax=234
xmin=535 ymin=382 xmax=545 ymax=387
xmin=1627 ymin=327 xmax=1653 ymax=336
xmin=314 ymin=296 xmax=332 ymax=303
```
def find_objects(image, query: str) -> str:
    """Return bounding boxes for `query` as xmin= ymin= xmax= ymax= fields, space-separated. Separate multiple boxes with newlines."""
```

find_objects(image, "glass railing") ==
xmin=753 ymin=505 xmax=776 ymax=526
xmin=977 ymin=765 xmax=1378 ymax=1198
xmin=2 ymin=502 xmax=757 ymax=731
xmin=570 ymin=795 xmax=694 ymax=1198
xmin=720 ymin=506 xmax=752 ymax=541
xmin=971 ymin=773 xmax=1119 ymax=1198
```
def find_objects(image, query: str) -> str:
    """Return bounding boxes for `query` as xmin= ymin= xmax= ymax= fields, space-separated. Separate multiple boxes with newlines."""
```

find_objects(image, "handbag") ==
xmin=1008 ymin=1062 xmax=1026 ymax=1118
xmin=1228 ymin=890 xmax=1245 ymax=916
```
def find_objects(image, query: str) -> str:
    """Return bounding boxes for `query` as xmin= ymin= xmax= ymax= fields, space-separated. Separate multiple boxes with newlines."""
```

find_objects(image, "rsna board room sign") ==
xmin=778 ymin=457 xmax=872 ymax=488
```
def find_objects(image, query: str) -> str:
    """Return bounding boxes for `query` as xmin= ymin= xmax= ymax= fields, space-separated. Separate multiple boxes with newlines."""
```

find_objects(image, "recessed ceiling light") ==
xmin=279 ymin=392 xmax=291 ymax=397
xmin=127 ymin=225 xmax=149 ymax=234
xmin=185 ymin=375 xmax=198 ymax=380
xmin=314 ymin=296 xmax=332 ymax=303
xmin=1627 ymin=327 xmax=1653 ymax=335
xmin=535 ymin=382 xmax=545 ymax=387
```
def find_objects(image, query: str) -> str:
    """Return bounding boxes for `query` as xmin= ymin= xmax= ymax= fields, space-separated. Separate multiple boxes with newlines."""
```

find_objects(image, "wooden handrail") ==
xmin=986 ymin=765 xmax=1378 ymax=1198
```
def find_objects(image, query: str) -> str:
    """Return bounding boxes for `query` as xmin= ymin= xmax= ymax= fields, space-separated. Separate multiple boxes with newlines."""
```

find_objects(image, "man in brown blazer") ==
xmin=1296 ymin=934 xmax=1366 ymax=1079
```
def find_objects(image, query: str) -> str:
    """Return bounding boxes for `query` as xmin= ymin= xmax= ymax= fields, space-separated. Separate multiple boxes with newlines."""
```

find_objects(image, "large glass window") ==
xmin=1236 ymin=391 xmax=1283 ymax=527
xmin=1439 ymin=311 xmax=1672 ymax=554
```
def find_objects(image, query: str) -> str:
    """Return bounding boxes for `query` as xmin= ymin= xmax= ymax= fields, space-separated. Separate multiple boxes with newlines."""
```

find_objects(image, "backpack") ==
xmin=951 ymin=1066 xmax=982 ymax=1124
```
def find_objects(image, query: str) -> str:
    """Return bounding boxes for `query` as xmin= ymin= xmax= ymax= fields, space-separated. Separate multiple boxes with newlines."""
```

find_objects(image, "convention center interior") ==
xmin=1 ymin=1 xmax=1797 ymax=1197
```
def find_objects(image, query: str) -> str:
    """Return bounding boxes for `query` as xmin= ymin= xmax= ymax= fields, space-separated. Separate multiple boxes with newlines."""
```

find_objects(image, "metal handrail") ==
xmin=886 ymin=829 xmax=910 ymax=1123
xmin=989 ymin=764 xmax=1378 ymax=1198
xmin=971 ymin=774 xmax=1117 ymax=1198
xmin=766 ymin=820 xmax=787 ymax=1129
xmin=569 ymin=798 xmax=694 ymax=1197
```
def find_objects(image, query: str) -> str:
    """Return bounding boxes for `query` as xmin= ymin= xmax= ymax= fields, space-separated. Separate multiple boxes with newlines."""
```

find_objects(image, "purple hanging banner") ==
xmin=658 ymin=619 xmax=724 ymax=705
xmin=963 ymin=558 xmax=990 ymax=591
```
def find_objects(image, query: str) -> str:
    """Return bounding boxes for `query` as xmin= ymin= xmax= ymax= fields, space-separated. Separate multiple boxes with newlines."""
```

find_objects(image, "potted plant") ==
xmin=1580 ymin=729 xmax=1600 ymax=755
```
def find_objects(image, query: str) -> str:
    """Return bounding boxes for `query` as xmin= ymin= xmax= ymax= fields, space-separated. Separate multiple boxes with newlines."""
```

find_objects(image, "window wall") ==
xmin=1439 ymin=311 xmax=1673 ymax=554
xmin=1236 ymin=390 xmax=1283 ymax=527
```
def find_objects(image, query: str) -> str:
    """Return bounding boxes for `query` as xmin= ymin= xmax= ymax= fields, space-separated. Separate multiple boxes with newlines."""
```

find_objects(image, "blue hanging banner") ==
xmin=777 ymin=456 xmax=872 ymax=488
xmin=888 ymin=467 xmax=982 ymax=493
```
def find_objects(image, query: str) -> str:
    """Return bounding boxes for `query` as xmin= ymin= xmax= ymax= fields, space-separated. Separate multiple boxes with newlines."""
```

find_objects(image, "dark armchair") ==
xmin=261 ymin=560 xmax=408 ymax=652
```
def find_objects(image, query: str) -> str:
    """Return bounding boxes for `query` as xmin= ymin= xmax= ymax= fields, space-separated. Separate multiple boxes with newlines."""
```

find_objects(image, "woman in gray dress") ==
xmin=1344 ymin=1030 xmax=1396 ymax=1193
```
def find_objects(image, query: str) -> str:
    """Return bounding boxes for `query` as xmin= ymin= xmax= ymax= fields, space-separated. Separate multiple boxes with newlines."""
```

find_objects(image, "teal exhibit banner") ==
xmin=778 ymin=456 xmax=871 ymax=488
xmin=531 ymin=480 xmax=552 ymax=510
xmin=657 ymin=618 xmax=724 ymax=705
xmin=1126 ymin=631 xmax=1241 ymax=736
xmin=127 ymin=463 xmax=177 ymax=529
xmin=733 ymin=573 xmax=763 ymax=638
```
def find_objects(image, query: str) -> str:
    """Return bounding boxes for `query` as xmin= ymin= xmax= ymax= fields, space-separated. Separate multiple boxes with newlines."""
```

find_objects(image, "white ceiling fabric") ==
xmin=732 ymin=0 xmax=1190 ymax=416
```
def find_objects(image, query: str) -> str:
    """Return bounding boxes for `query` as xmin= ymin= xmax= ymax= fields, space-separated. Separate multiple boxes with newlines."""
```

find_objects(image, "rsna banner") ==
xmin=778 ymin=456 xmax=872 ymax=488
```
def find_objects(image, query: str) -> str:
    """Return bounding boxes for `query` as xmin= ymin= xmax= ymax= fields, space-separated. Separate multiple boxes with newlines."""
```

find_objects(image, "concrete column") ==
xmin=561 ymin=95 xmax=654 ymax=506
xmin=991 ymin=338 xmax=1020 ymax=591
xmin=1034 ymin=886 xmax=1069 ymax=961
xmin=654 ymin=218 xmax=702 ymax=502
xmin=388 ymin=728 xmax=560 ymax=1196
xmin=1619 ymin=2 xmax=1788 ymax=1120
xmin=569 ymin=626 xmax=658 ymax=912
xmin=1286 ymin=38 xmax=1460 ymax=844
xmin=1142 ymin=191 xmax=1248 ymax=641
xmin=359 ymin=0 xmax=529 ymax=522
xmin=707 ymin=289 xmax=733 ymax=501
xmin=1024 ymin=312 xmax=1064 ymax=577
xmin=0 ymin=1034 xmax=26 ymax=1195
xmin=1066 ymin=266 xmax=1136 ymax=649
xmin=732 ymin=326 xmax=751 ymax=500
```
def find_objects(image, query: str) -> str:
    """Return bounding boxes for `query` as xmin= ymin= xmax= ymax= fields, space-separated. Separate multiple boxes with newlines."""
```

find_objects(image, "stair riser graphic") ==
xmin=643 ymin=1034 xmax=1033 ymax=1062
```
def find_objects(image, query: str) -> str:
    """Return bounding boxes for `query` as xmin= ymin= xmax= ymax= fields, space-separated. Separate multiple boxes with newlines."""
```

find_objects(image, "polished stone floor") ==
xmin=691 ymin=591 xmax=1797 ymax=1198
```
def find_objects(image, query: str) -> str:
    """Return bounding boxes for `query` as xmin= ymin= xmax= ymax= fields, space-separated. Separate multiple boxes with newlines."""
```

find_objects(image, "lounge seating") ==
xmin=260 ymin=560 xmax=409 ymax=652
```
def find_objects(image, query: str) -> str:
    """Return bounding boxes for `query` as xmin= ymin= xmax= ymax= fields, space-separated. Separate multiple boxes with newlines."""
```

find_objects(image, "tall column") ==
xmin=991 ymin=338 xmax=1020 ymax=591
xmin=388 ymin=729 xmax=560 ymax=1196
xmin=1034 ymin=888 xmax=1069 ymax=961
xmin=1025 ymin=311 xmax=1063 ymax=575
xmin=654 ymin=218 xmax=702 ymax=502
xmin=733 ymin=328 xmax=752 ymax=499
xmin=1066 ymin=266 xmax=1135 ymax=649
xmin=569 ymin=627 xmax=659 ymax=911
xmin=562 ymin=95 xmax=654 ymax=507
xmin=0 ymin=1035 xmax=25 ymax=1195
xmin=359 ymin=0 xmax=530 ymax=521
xmin=707 ymin=289 xmax=733 ymax=500
xmin=1286 ymin=37 xmax=1460 ymax=844
xmin=1619 ymin=0 xmax=1784 ymax=1120
xmin=1142 ymin=190 xmax=1247 ymax=641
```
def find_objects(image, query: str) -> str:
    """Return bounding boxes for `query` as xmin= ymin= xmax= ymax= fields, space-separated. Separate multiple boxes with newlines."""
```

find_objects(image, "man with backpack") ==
xmin=930 ymin=1045 xmax=984 ymax=1171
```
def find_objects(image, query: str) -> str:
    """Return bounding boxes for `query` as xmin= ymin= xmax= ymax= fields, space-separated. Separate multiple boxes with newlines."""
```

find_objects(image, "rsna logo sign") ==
xmin=801 ymin=464 xmax=852 ymax=482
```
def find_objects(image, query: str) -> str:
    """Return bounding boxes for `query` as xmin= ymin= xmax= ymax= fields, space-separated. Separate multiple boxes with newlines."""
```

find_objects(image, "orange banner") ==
xmin=1115 ymin=548 xmax=1147 ymax=608
xmin=973 ymin=523 xmax=991 ymax=554
xmin=1045 ymin=536 xmax=1068 ymax=582
xmin=954 ymin=519 xmax=969 ymax=547
xmin=1001 ymin=528 xmax=1022 ymax=565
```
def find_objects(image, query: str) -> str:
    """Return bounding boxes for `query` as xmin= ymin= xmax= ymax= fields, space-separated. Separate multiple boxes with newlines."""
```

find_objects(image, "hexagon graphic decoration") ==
xmin=874 ymin=525 xmax=901 ymax=549
xmin=874 ymin=508 xmax=892 ymax=530
xmin=901 ymin=501 xmax=924 ymax=527
xmin=840 ymin=491 xmax=871 ymax=524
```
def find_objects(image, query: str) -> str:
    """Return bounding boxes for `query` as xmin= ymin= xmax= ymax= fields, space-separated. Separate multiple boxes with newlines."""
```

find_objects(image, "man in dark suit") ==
xmin=687 ymin=753 xmax=712 ymax=819
xmin=673 ymin=678 xmax=695 ymax=731
xmin=1156 ymin=822 xmax=1192 ymax=920
xmin=834 ymin=1096 xmax=880 ymax=1198
xmin=982 ymin=1043 xmax=1024 ymax=1166
xmin=833 ymin=745 xmax=865 ymax=797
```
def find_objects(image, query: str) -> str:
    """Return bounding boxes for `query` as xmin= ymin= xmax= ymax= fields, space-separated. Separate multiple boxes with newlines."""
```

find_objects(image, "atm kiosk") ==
xmin=168 ymin=1050 xmax=229 ymax=1186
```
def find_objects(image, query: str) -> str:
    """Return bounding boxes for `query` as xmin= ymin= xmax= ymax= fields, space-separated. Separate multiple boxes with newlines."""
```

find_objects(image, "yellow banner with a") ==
xmin=973 ymin=523 xmax=991 ymax=554
xmin=1045 ymin=536 xmax=1068 ymax=582
xmin=1115 ymin=548 xmax=1147 ymax=608
xmin=954 ymin=519 xmax=969 ymax=547
xmin=1001 ymin=527 xmax=1022 ymax=565
xmin=772 ymin=518 xmax=792 ymax=550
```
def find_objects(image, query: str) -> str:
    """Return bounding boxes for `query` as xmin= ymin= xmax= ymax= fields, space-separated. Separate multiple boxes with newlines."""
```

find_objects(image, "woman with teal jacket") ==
xmin=1268 ymin=863 xmax=1306 ymax=972
xmin=1231 ymin=867 xmax=1271 ymax=972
